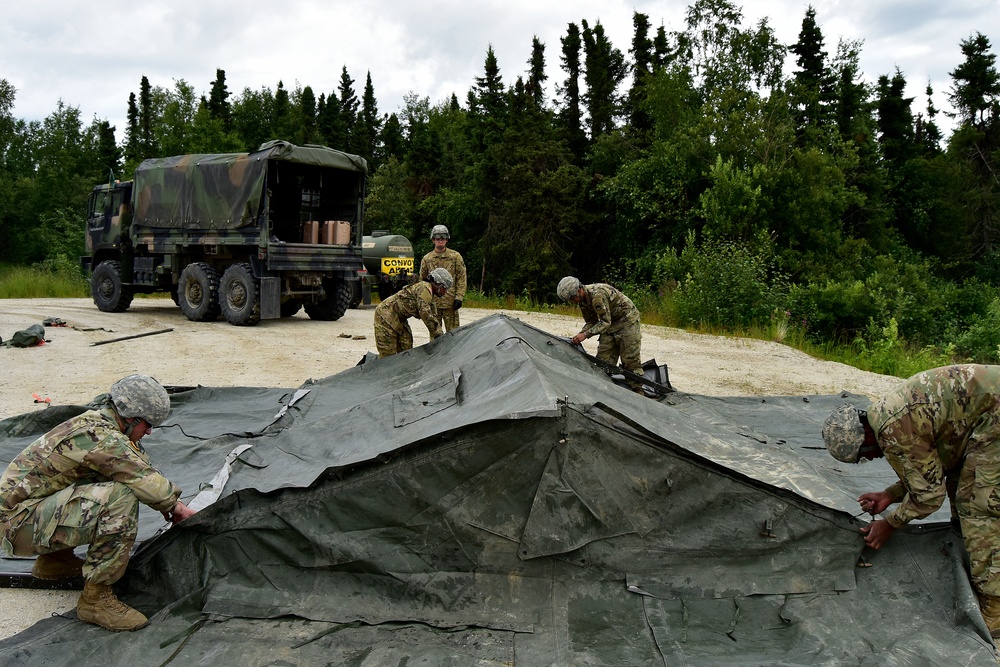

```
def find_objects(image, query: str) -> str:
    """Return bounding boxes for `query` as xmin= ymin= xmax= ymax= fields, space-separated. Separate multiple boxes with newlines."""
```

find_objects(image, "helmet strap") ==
xmin=121 ymin=417 xmax=145 ymax=442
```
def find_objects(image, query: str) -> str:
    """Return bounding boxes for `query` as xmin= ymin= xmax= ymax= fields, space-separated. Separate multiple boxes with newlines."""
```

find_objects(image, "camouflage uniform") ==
xmin=374 ymin=281 xmax=442 ymax=357
xmin=0 ymin=407 xmax=181 ymax=585
xmin=575 ymin=283 xmax=644 ymax=390
xmin=419 ymin=248 xmax=466 ymax=332
xmin=866 ymin=365 xmax=1000 ymax=605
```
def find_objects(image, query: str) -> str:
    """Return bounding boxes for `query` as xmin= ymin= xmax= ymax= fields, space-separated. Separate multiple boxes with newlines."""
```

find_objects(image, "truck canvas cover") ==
xmin=132 ymin=140 xmax=368 ymax=230
xmin=0 ymin=314 xmax=995 ymax=665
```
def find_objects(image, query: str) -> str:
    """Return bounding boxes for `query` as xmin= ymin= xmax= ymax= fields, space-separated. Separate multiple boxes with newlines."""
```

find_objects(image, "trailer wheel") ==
xmin=91 ymin=260 xmax=134 ymax=313
xmin=220 ymin=263 xmax=261 ymax=326
xmin=178 ymin=262 xmax=221 ymax=322
xmin=304 ymin=280 xmax=352 ymax=321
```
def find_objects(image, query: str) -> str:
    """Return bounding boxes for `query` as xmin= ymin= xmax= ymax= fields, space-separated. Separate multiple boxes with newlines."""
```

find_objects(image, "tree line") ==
xmin=1 ymin=0 xmax=1000 ymax=362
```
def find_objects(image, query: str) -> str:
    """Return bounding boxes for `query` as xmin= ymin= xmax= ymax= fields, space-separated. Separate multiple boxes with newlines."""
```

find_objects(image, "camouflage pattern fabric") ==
xmin=420 ymin=248 xmax=466 ymax=331
xmin=374 ymin=312 xmax=414 ymax=357
xmin=596 ymin=319 xmax=644 ymax=391
xmin=576 ymin=284 xmax=644 ymax=389
xmin=0 ymin=407 xmax=181 ymax=583
xmin=867 ymin=364 xmax=1000 ymax=597
xmin=373 ymin=281 xmax=441 ymax=357
xmin=7 ymin=482 xmax=138 ymax=584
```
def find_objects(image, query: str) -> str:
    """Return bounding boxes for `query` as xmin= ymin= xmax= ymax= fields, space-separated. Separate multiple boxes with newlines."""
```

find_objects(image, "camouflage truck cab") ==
xmin=83 ymin=140 xmax=367 ymax=325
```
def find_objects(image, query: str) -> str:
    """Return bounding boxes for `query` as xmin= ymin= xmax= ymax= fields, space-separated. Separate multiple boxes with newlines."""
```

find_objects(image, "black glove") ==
xmin=453 ymin=299 xmax=462 ymax=310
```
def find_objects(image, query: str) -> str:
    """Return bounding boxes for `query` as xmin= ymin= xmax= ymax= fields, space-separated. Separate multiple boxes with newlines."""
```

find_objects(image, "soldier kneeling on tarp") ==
xmin=0 ymin=374 xmax=195 ymax=632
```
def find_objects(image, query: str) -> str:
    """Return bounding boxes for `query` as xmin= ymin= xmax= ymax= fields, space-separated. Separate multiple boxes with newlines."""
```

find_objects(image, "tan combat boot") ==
xmin=978 ymin=593 xmax=1000 ymax=639
xmin=31 ymin=549 xmax=84 ymax=580
xmin=77 ymin=581 xmax=149 ymax=632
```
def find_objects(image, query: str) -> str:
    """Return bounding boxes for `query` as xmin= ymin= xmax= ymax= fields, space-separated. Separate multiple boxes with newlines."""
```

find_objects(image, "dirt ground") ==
xmin=0 ymin=296 xmax=903 ymax=639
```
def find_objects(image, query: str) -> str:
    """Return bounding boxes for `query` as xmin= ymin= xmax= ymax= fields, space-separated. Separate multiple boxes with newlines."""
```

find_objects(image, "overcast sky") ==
xmin=2 ymin=0 xmax=997 ymax=143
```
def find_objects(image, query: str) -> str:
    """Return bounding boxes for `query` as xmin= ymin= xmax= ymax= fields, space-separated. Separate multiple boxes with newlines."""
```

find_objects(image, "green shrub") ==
xmin=786 ymin=280 xmax=879 ymax=343
xmin=952 ymin=297 xmax=1000 ymax=364
xmin=670 ymin=236 xmax=787 ymax=328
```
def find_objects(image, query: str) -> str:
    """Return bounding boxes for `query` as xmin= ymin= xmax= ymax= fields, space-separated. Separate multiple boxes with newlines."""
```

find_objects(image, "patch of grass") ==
xmin=633 ymin=293 xmax=952 ymax=378
xmin=0 ymin=263 xmax=89 ymax=298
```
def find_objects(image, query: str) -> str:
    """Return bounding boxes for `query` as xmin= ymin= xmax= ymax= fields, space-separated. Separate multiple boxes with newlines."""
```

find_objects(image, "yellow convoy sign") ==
xmin=380 ymin=257 xmax=414 ymax=276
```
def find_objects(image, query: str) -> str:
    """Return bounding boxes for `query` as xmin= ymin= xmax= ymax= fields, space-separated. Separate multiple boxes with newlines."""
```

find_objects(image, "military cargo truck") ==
xmin=83 ymin=140 xmax=367 ymax=326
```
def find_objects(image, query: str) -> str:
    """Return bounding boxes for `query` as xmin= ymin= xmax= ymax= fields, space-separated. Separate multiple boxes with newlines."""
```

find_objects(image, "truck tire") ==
xmin=178 ymin=262 xmax=221 ymax=322
xmin=348 ymin=280 xmax=363 ymax=309
xmin=280 ymin=299 xmax=302 ymax=317
xmin=304 ymin=280 xmax=352 ymax=321
xmin=91 ymin=260 xmax=134 ymax=313
xmin=220 ymin=263 xmax=261 ymax=326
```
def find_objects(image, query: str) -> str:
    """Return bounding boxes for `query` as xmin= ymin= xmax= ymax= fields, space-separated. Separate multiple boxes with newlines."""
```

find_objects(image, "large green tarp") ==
xmin=132 ymin=140 xmax=368 ymax=230
xmin=0 ymin=314 xmax=995 ymax=665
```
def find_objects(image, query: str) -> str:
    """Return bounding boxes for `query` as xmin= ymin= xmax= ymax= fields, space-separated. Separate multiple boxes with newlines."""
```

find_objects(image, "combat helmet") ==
xmin=557 ymin=276 xmax=582 ymax=301
xmin=822 ymin=404 xmax=866 ymax=463
xmin=110 ymin=374 xmax=171 ymax=427
xmin=428 ymin=267 xmax=454 ymax=289
xmin=430 ymin=225 xmax=450 ymax=240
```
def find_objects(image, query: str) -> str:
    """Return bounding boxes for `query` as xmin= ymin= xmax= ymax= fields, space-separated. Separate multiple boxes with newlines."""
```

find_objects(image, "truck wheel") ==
xmin=348 ymin=280 xmax=362 ymax=309
xmin=304 ymin=280 xmax=352 ymax=321
xmin=220 ymin=263 xmax=261 ymax=326
xmin=91 ymin=260 xmax=134 ymax=313
xmin=178 ymin=262 xmax=221 ymax=322
xmin=280 ymin=299 xmax=302 ymax=317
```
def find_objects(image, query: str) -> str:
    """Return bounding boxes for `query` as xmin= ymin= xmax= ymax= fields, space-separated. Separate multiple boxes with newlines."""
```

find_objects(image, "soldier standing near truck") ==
xmin=374 ymin=268 xmax=454 ymax=357
xmin=419 ymin=225 xmax=466 ymax=332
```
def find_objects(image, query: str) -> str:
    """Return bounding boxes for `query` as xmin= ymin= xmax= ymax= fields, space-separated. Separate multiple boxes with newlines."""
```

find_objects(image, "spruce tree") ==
xmin=338 ymin=66 xmax=360 ymax=153
xmin=949 ymin=32 xmax=1000 ymax=130
xmin=124 ymin=92 xmax=140 ymax=166
xmin=788 ymin=6 xmax=835 ymax=138
xmin=138 ymin=75 xmax=155 ymax=156
xmin=526 ymin=37 xmax=546 ymax=109
xmin=207 ymin=68 xmax=231 ymax=131
xmin=581 ymin=19 xmax=626 ymax=140
xmin=627 ymin=12 xmax=655 ymax=140
xmin=357 ymin=72 xmax=383 ymax=166
xmin=876 ymin=70 xmax=915 ymax=168
xmin=556 ymin=22 xmax=587 ymax=160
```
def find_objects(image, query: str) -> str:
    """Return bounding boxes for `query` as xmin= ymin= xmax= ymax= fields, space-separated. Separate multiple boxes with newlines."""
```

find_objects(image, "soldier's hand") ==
xmin=163 ymin=500 xmax=197 ymax=525
xmin=858 ymin=491 xmax=893 ymax=515
xmin=860 ymin=518 xmax=895 ymax=549
xmin=453 ymin=299 xmax=462 ymax=310
xmin=571 ymin=333 xmax=587 ymax=346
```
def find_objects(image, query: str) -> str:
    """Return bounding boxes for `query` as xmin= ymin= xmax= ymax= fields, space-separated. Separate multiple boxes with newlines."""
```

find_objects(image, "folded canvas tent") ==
xmin=0 ymin=314 xmax=995 ymax=665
